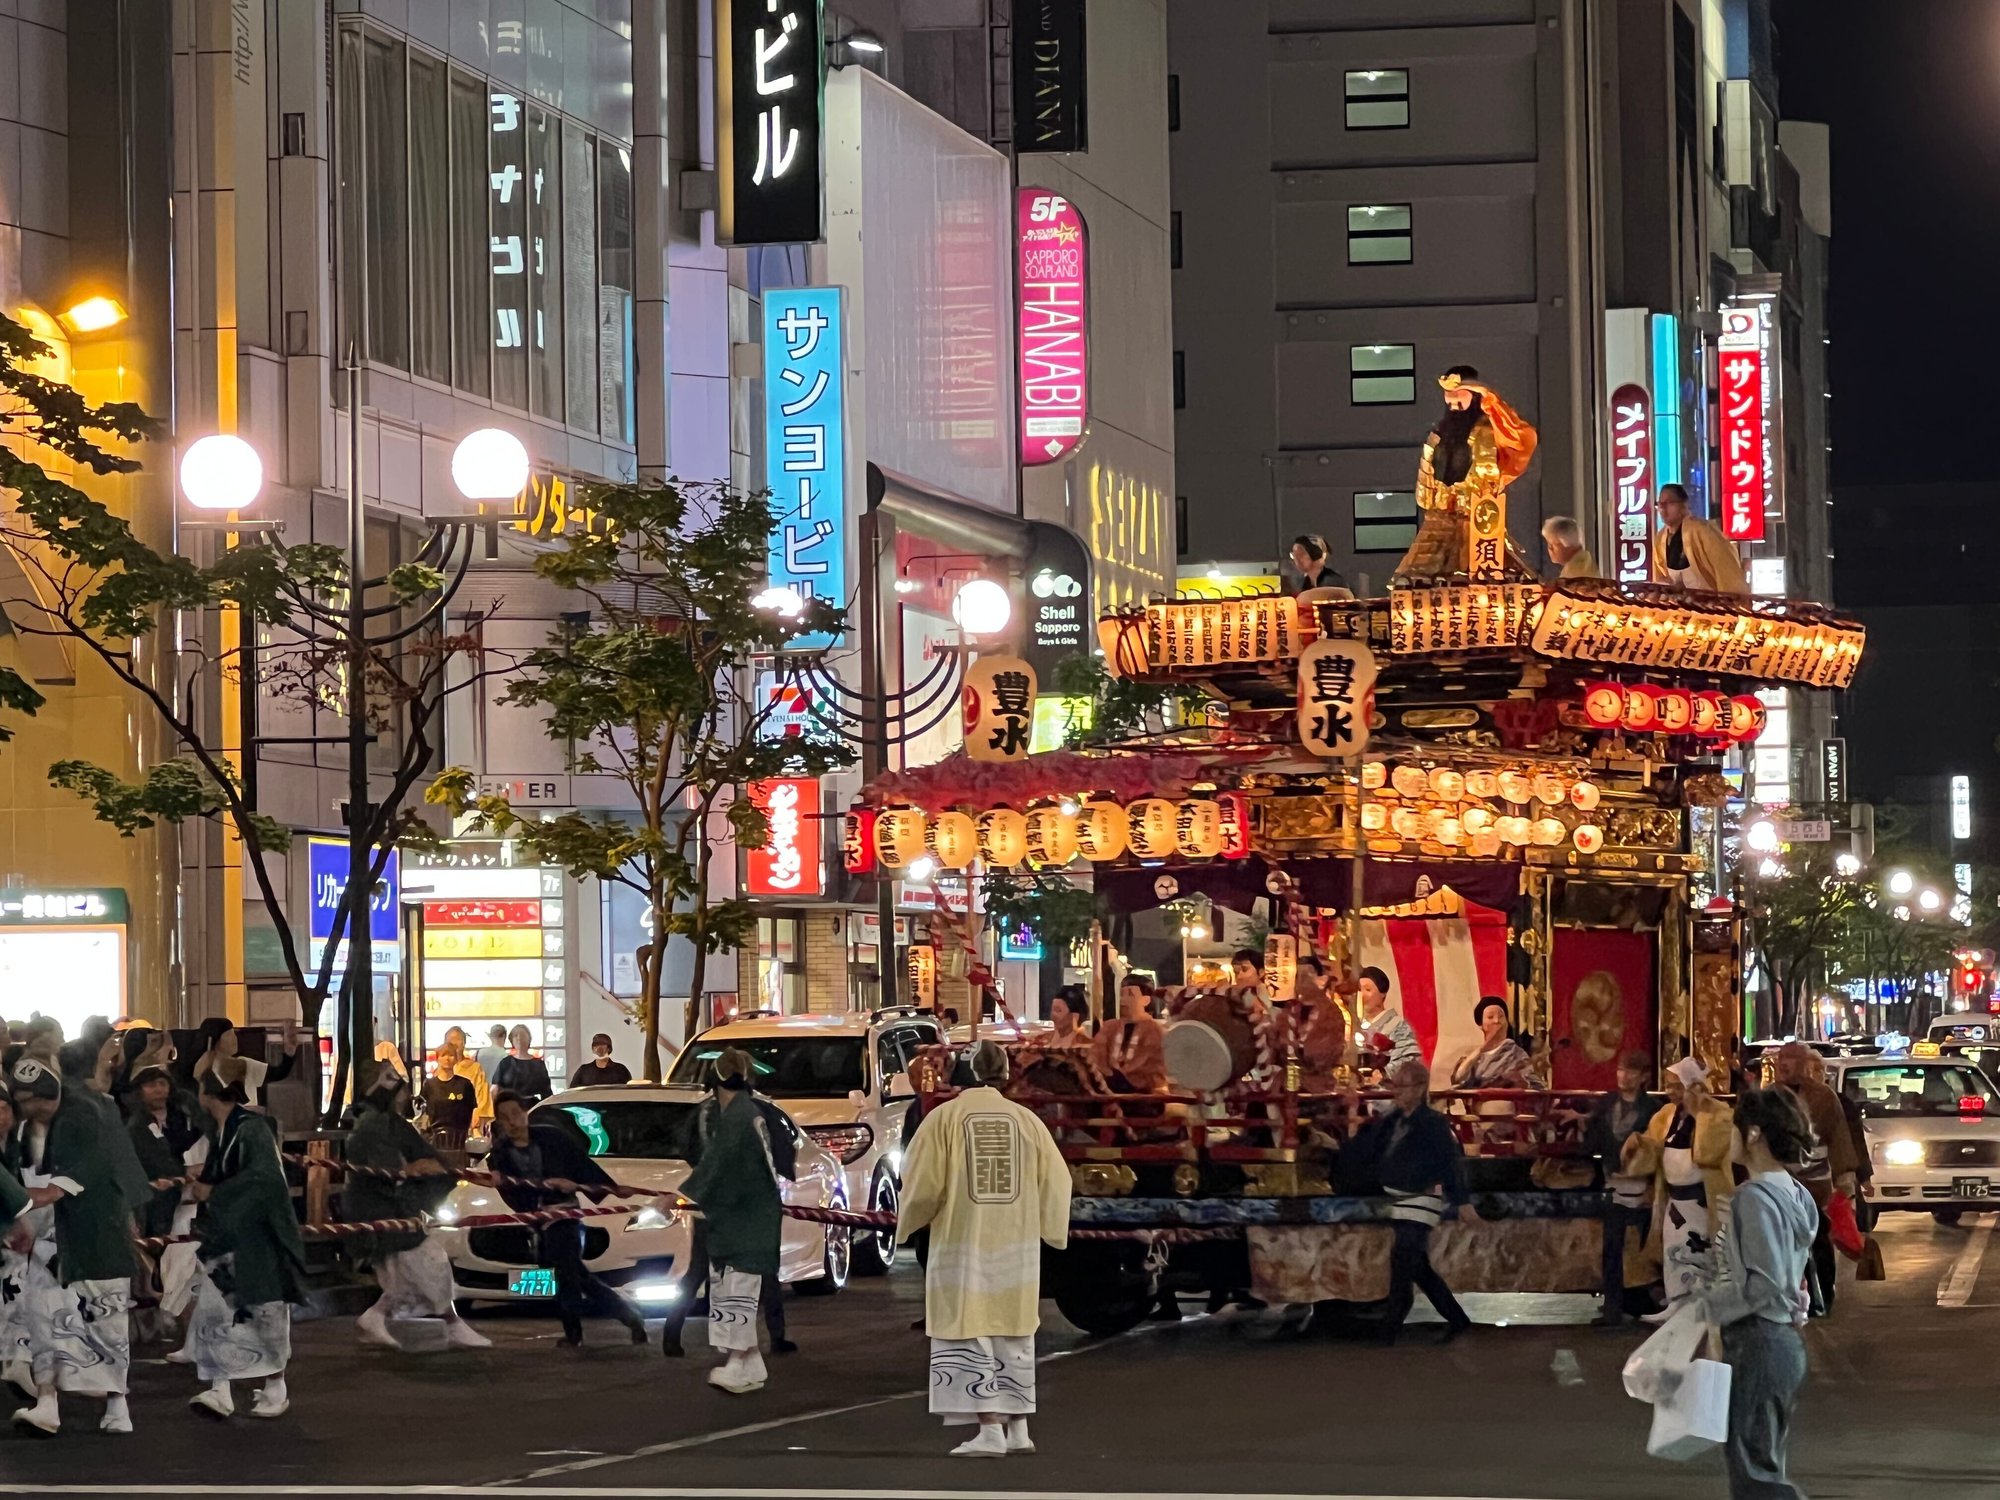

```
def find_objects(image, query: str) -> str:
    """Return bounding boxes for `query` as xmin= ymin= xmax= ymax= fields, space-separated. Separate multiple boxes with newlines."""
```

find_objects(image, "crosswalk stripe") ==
xmin=1938 ymin=1215 xmax=1995 ymax=1307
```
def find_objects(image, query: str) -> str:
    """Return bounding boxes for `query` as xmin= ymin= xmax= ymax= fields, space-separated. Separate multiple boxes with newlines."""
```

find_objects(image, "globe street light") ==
xmin=950 ymin=577 xmax=1012 ymax=637
xmin=1745 ymin=819 xmax=1781 ymax=854
xmin=1886 ymin=869 xmax=1916 ymax=897
xmin=1919 ymin=888 xmax=1945 ymax=913
xmin=180 ymin=433 xmax=265 ymax=512
xmin=450 ymin=427 xmax=531 ymax=503
xmin=1834 ymin=852 xmax=1862 ymax=879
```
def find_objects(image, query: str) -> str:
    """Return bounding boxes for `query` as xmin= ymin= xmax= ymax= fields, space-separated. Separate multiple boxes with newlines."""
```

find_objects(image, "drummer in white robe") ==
xmin=896 ymin=1040 xmax=1071 ymax=1459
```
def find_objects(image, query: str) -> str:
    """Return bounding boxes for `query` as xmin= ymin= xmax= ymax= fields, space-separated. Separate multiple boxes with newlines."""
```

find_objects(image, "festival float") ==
xmin=842 ymin=370 xmax=1866 ymax=1335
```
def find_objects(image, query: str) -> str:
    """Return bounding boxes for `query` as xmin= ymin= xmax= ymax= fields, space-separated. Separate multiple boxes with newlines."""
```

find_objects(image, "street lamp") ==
xmin=1919 ymin=888 xmax=1945 ymax=913
xmin=752 ymin=586 xmax=805 ymax=618
xmin=450 ymin=427 xmax=531 ymax=503
xmin=1834 ymin=852 xmax=1862 ymax=879
xmin=1745 ymin=819 xmax=1781 ymax=854
xmin=180 ymin=434 xmax=265 ymax=512
xmin=1887 ymin=869 xmax=1915 ymax=897
xmin=950 ymin=578 xmax=1012 ymax=637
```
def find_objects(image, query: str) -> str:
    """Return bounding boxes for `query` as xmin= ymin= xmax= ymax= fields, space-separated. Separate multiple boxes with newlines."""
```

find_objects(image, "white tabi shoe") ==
xmin=443 ymin=1318 xmax=493 ymax=1350
xmin=706 ymin=1362 xmax=765 ymax=1395
xmin=1005 ymin=1417 xmax=1035 ymax=1454
xmin=951 ymin=1424 xmax=1009 ymax=1458
xmin=249 ymin=1393 xmax=290 ymax=1419
xmin=190 ymin=1387 xmax=235 ymax=1420
xmin=163 ymin=1345 xmax=195 ymax=1365
xmin=99 ymin=1395 xmax=133 ymax=1434
xmin=355 ymin=1305 xmax=401 ymax=1350
xmin=13 ymin=1395 xmax=59 ymax=1435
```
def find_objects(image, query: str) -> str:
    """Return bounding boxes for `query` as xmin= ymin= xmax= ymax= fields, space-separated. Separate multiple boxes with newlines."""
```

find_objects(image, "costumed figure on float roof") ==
xmin=1394 ymin=365 xmax=1540 ymax=584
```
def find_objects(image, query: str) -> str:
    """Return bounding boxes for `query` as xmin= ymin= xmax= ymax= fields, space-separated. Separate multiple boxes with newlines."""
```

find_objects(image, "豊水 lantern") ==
xmin=976 ymin=807 xmax=1029 ymax=868
xmin=1125 ymin=798 xmax=1178 ymax=859
xmin=1655 ymin=688 xmax=1694 ymax=733
xmin=1582 ymin=682 xmax=1625 ymax=727
xmin=1176 ymin=799 xmax=1225 ymax=859
xmin=1690 ymin=691 xmax=1725 ymax=736
xmin=1568 ymin=780 xmax=1601 ymax=812
xmin=1726 ymin=695 xmax=1768 ymax=742
xmin=1429 ymin=768 xmax=1466 ymax=802
xmin=1025 ymin=805 xmax=1079 ymax=867
xmin=926 ymin=811 xmax=978 ymax=869
xmin=1390 ymin=764 xmax=1428 ymax=799
xmin=843 ymin=806 xmax=879 ymax=875
xmin=1531 ymin=816 xmax=1567 ymax=847
xmin=1621 ymin=683 xmax=1660 ymax=731
xmin=874 ymin=807 xmax=927 ymax=869
xmin=1074 ymin=800 xmax=1130 ymax=862
xmin=1572 ymin=822 xmax=1605 ymax=855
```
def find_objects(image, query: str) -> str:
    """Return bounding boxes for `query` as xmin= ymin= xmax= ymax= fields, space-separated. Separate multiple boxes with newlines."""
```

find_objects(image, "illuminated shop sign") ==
xmin=1018 ymin=189 xmax=1089 ymax=465
xmin=1609 ymin=383 xmax=1652 ymax=585
xmin=763 ymin=287 xmax=847 ymax=649
xmin=1013 ymin=0 xmax=1088 ymax=153
xmin=1718 ymin=296 xmax=1775 ymax=542
xmin=745 ymin=778 xmax=825 ymax=898
xmin=307 ymin=839 xmax=400 ymax=970
xmin=718 ymin=0 xmax=825 ymax=245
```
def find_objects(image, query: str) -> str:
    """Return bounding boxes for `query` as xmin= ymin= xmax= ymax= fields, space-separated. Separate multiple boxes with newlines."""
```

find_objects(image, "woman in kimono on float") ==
xmin=185 ymin=1065 xmax=308 ymax=1420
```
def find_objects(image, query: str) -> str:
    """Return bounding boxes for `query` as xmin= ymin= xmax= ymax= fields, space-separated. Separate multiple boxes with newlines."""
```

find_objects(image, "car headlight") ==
xmin=625 ymin=1205 xmax=672 ymax=1233
xmin=805 ymin=1123 xmax=875 ymax=1164
xmin=1880 ymin=1138 xmax=1926 ymax=1167
xmin=431 ymin=1202 xmax=460 ymax=1227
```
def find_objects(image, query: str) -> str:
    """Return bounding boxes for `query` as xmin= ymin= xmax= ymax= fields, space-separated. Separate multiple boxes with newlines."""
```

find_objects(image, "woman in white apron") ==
xmin=1643 ymin=1056 xmax=1736 ymax=1320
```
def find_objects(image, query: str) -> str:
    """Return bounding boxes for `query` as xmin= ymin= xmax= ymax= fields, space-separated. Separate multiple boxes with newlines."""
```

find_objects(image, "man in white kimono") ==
xmin=897 ymin=1040 xmax=1071 ymax=1459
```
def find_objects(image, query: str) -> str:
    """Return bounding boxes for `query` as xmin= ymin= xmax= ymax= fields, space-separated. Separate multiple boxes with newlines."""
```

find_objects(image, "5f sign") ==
xmin=718 ymin=0 xmax=825 ymax=245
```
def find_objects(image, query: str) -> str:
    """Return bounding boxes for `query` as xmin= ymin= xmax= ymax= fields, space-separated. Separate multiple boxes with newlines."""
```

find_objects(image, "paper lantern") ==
xmin=1572 ymin=823 xmax=1605 ymax=855
xmin=1215 ymin=791 xmax=1253 ymax=859
xmin=1361 ymin=761 xmax=1388 ymax=790
xmin=1532 ymin=772 xmax=1568 ymax=807
xmin=1464 ymin=769 xmax=1499 ymax=799
xmin=1467 ymin=829 xmax=1500 ymax=857
xmin=843 ymin=807 xmax=879 ymax=875
xmin=1727 ymin=695 xmax=1768 ymax=742
xmin=1582 ymin=682 xmax=1625 ymax=727
xmin=1074 ymin=801 xmax=1130 ymax=862
xmin=1620 ymin=684 xmax=1660 ymax=731
xmin=1497 ymin=770 xmax=1532 ymax=805
xmin=1025 ymin=806 xmax=1079 ymax=867
xmin=1460 ymin=806 xmax=1494 ymax=835
xmin=1690 ymin=691 xmax=1725 ymax=737
xmin=1390 ymin=764 xmax=1428 ymax=799
xmin=1390 ymin=807 xmax=1422 ymax=839
xmin=1531 ymin=816 xmax=1567 ymax=847
xmin=1437 ymin=816 xmax=1464 ymax=847
xmin=1175 ymin=799 xmax=1225 ymax=859
xmin=1125 ymin=798 xmax=1178 ymax=860
xmin=1497 ymin=815 xmax=1532 ymax=846
xmin=1429 ymin=768 xmax=1466 ymax=802
xmin=1419 ymin=806 xmax=1446 ymax=839
xmin=926 ymin=811 xmax=977 ymax=870
xmin=875 ymin=807 xmax=927 ymax=869
xmin=976 ymin=808 xmax=1029 ymax=868
xmin=1655 ymin=688 xmax=1694 ymax=733
xmin=1360 ymin=802 xmax=1388 ymax=831
xmin=1568 ymin=780 xmax=1601 ymax=812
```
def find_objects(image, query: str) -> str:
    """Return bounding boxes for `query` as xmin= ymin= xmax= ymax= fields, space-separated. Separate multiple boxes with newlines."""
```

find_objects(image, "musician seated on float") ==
xmin=1230 ymin=949 xmax=1273 ymax=1023
xmin=1092 ymin=977 xmax=1168 ymax=1094
xmin=1447 ymin=996 xmax=1542 ymax=1150
xmin=1046 ymin=987 xmax=1093 ymax=1050
xmin=1292 ymin=957 xmax=1352 ymax=1091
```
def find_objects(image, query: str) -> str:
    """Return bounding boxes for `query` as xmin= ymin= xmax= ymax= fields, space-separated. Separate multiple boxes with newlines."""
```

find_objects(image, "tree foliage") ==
xmin=1047 ymin=652 xmax=1208 ymax=748
xmin=429 ymin=479 xmax=854 ymax=1079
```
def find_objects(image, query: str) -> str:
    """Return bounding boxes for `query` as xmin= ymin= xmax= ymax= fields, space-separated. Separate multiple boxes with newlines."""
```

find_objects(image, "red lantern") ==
xmin=1620 ymin=683 xmax=1660 ymax=732
xmin=1655 ymin=688 xmax=1694 ymax=733
xmin=1690 ymin=691 xmax=1725 ymax=737
xmin=842 ymin=807 xmax=878 ymax=875
xmin=1726 ymin=695 xmax=1768 ymax=742
xmin=1215 ymin=791 xmax=1253 ymax=859
xmin=1582 ymin=682 xmax=1625 ymax=728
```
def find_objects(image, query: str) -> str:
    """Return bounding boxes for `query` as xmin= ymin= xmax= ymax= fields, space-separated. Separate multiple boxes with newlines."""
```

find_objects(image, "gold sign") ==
xmin=1530 ymin=590 xmax=1864 ymax=688
xmin=423 ymin=928 xmax=544 ymax=960
xmin=1386 ymin=584 xmax=1540 ymax=654
xmin=510 ymin=472 xmax=613 ymax=541
xmin=1102 ymin=594 xmax=1301 ymax=674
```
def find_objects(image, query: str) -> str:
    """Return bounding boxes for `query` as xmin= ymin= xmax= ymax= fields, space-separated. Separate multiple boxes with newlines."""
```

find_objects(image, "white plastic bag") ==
xmin=1646 ymin=1356 xmax=1732 ymax=1461
xmin=1621 ymin=1301 xmax=1708 ymax=1403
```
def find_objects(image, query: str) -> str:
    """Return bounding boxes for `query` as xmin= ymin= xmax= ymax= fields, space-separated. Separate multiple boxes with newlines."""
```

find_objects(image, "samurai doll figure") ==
xmin=1393 ymin=366 xmax=1540 ymax=585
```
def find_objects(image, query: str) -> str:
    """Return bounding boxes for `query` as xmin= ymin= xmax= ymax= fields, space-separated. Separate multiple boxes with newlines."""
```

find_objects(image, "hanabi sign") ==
xmin=1296 ymin=639 xmax=1379 ymax=758
xmin=1718 ymin=297 xmax=1773 ymax=542
xmin=717 ymin=0 xmax=824 ymax=245
xmin=962 ymin=654 xmax=1038 ymax=763
xmin=745 ymin=778 xmax=824 ymax=897
xmin=763 ymin=287 xmax=847 ymax=648
xmin=1017 ymin=189 xmax=1089 ymax=465
xmin=1609 ymin=383 xmax=1653 ymax=584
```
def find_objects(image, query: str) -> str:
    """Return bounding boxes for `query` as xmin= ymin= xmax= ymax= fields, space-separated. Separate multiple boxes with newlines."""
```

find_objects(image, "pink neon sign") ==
xmin=1017 ymin=188 xmax=1090 ymax=466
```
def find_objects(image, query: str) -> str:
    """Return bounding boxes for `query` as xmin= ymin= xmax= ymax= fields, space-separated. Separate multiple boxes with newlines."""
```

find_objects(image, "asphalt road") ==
xmin=3 ymin=1210 xmax=1997 ymax=1500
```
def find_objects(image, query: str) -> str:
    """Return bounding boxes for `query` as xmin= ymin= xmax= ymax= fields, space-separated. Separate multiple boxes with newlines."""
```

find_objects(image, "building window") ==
xmin=597 ymin=140 xmax=636 ymax=444
xmin=408 ymin=50 xmax=451 ymax=384
xmin=1174 ymin=350 xmax=1186 ymax=409
xmin=561 ymin=123 xmax=599 ymax=429
xmin=1171 ymin=211 xmax=1182 ymax=270
xmin=449 ymin=68 xmax=492 ymax=397
xmin=1350 ymin=343 xmax=1415 ymax=405
xmin=1354 ymin=490 xmax=1419 ymax=552
xmin=755 ymin=917 xmax=806 ymax=1015
xmin=1167 ymin=74 xmax=1180 ymax=131
xmin=362 ymin=30 xmax=411 ymax=372
xmin=1345 ymin=68 xmax=1409 ymax=130
xmin=1347 ymin=204 xmax=1411 ymax=264
xmin=1175 ymin=495 xmax=1189 ymax=557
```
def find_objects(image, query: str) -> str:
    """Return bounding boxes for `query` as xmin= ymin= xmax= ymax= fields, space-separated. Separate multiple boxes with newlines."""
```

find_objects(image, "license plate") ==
xmin=509 ymin=1268 xmax=558 ymax=1297
xmin=1954 ymin=1177 xmax=1991 ymax=1199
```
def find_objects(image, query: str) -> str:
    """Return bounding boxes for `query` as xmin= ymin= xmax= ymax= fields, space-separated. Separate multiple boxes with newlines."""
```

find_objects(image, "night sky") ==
xmin=1776 ymin=0 xmax=2000 ymax=486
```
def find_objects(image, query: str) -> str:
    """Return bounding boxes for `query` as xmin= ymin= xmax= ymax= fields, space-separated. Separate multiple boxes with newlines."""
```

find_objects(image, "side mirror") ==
xmin=847 ymin=1088 xmax=870 ymax=1109
xmin=887 ymin=1070 xmax=916 ymax=1101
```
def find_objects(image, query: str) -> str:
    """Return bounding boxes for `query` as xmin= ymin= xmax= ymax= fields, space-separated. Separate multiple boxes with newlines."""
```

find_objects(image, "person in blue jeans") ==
xmin=1583 ymin=1050 xmax=1663 ymax=1326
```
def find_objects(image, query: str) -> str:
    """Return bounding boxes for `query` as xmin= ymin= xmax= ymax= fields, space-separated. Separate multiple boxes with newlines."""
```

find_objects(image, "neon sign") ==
xmin=1018 ymin=189 xmax=1089 ymax=465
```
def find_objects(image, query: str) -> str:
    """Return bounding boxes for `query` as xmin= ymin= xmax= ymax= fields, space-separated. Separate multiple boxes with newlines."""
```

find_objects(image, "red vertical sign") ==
xmin=1718 ymin=306 xmax=1767 ymax=542
xmin=745 ymin=778 xmax=823 ymax=898
xmin=1608 ymin=384 xmax=1653 ymax=583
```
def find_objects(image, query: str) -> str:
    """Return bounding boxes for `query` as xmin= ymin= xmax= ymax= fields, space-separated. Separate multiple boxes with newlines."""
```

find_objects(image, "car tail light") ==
xmin=1962 ymin=1097 xmax=1987 ymax=1116
xmin=806 ymin=1123 xmax=875 ymax=1164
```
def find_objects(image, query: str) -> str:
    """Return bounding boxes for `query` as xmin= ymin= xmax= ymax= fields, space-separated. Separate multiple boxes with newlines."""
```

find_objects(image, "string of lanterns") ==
xmin=1579 ymin=681 xmax=1766 ymax=740
xmin=1356 ymin=759 xmax=1604 ymax=857
xmin=845 ymin=792 xmax=1253 ymax=875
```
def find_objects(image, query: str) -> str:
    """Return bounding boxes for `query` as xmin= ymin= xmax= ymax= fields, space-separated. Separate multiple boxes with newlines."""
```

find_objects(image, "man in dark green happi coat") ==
xmin=682 ymin=1048 xmax=783 ymax=1394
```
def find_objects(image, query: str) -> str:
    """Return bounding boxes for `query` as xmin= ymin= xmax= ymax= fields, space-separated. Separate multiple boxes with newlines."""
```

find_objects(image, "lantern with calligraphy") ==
xmin=962 ymin=654 xmax=1039 ymax=764
xmin=1361 ymin=761 xmax=1388 ymax=790
xmin=1390 ymin=764 xmax=1428 ymax=799
xmin=1125 ymin=798 xmax=1178 ymax=860
xmin=976 ymin=808 xmax=1029 ymax=868
xmin=1726 ymin=695 xmax=1767 ymax=742
xmin=1582 ymin=682 xmax=1625 ymax=727
xmin=874 ymin=807 xmax=927 ymax=870
xmin=1360 ymin=801 xmax=1388 ymax=832
xmin=1470 ymin=829 xmax=1503 ymax=857
xmin=1531 ymin=816 xmax=1567 ymax=847
xmin=1296 ymin=638 xmax=1379 ymax=758
xmin=1497 ymin=815 xmax=1532 ymax=846
xmin=1572 ymin=823 xmax=1605 ymax=855
xmin=1655 ymin=688 xmax=1694 ymax=734
xmin=1497 ymin=770 xmax=1532 ymax=805
xmin=1390 ymin=807 xmax=1422 ymax=840
xmin=1215 ymin=791 xmax=1253 ymax=859
xmin=1176 ymin=799 xmax=1225 ymax=859
xmin=1429 ymin=768 xmax=1466 ymax=802
xmin=1073 ymin=801 xmax=1130 ymax=862
xmin=1465 ymin=769 xmax=1499 ymax=799
xmin=1621 ymin=683 xmax=1660 ymax=732
xmin=843 ymin=807 xmax=879 ymax=875
xmin=1437 ymin=816 xmax=1464 ymax=847
xmin=1532 ymin=772 xmax=1568 ymax=807
xmin=1461 ymin=806 xmax=1495 ymax=836
xmin=1569 ymin=780 xmax=1601 ymax=813
xmin=1690 ymin=691 xmax=1726 ymax=737
xmin=927 ymin=811 xmax=977 ymax=870
xmin=1025 ymin=805 xmax=1079 ymax=867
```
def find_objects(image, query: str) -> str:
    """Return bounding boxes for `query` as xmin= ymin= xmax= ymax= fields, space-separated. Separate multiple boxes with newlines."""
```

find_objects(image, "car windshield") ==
xmin=1929 ymin=1022 xmax=1998 ymax=1046
xmin=535 ymin=1099 xmax=699 ymax=1160
xmin=1840 ymin=1065 xmax=2000 ymax=1118
xmin=667 ymin=1036 xmax=867 ymax=1098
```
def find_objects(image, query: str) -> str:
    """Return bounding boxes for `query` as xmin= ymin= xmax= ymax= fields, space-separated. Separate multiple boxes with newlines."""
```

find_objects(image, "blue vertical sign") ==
xmin=307 ymin=838 xmax=401 ymax=972
xmin=763 ymin=286 xmax=847 ymax=650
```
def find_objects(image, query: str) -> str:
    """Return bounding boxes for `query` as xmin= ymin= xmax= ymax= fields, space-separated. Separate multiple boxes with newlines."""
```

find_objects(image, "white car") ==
xmin=1830 ymin=1055 xmax=2000 ymax=1224
xmin=668 ymin=1008 xmax=944 ymax=1276
xmin=437 ymin=1084 xmax=850 ymax=1306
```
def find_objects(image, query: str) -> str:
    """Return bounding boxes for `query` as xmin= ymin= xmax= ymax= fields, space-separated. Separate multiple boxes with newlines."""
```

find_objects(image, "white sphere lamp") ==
xmin=451 ymin=427 xmax=531 ymax=502
xmin=180 ymin=434 xmax=264 ymax=512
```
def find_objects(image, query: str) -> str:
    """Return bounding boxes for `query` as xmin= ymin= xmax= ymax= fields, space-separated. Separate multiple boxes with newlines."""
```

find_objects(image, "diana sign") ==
xmin=1018 ymin=189 xmax=1089 ymax=465
xmin=1609 ymin=383 xmax=1652 ymax=585
xmin=1718 ymin=295 xmax=1774 ymax=542
xmin=1014 ymin=0 xmax=1088 ymax=153
xmin=718 ymin=0 xmax=824 ymax=245
xmin=763 ymin=287 xmax=847 ymax=648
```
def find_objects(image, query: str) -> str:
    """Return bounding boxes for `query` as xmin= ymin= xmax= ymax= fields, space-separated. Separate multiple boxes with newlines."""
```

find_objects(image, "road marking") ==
xmin=1938 ymin=1216 xmax=1995 ymax=1308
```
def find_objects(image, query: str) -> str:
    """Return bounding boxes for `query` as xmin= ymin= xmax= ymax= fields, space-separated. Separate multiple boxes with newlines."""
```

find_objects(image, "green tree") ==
xmin=1047 ymin=652 xmax=1208 ymax=748
xmin=428 ymin=479 xmax=853 ymax=1079
xmin=0 ymin=311 xmax=488 ymax=1108
xmin=1738 ymin=841 xmax=1863 ymax=1036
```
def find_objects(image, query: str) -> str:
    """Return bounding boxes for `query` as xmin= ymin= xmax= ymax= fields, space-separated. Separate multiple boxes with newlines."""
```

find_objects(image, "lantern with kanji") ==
xmin=1390 ymin=807 xmax=1422 ymax=839
xmin=1532 ymin=772 xmax=1568 ymax=807
xmin=1497 ymin=815 xmax=1532 ymax=846
xmin=1497 ymin=770 xmax=1532 ymax=805
xmin=1690 ymin=691 xmax=1725 ymax=737
xmin=1074 ymin=801 xmax=1130 ymax=862
xmin=1655 ymin=687 xmax=1694 ymax=733
xmin=1215 ymin=791 xmax=1253 ymax=858
xmin=962 ymin=654 xmax=1039 ymax=764
xmin=1572 ymin=823 xmax=1605 ymax=855
xmin=1176 ymin=799 xmax=1225 ymax=859
xmin=927 ymin=811 xmax=978 ymax=870
xmin=1360 ymin=801 xmax=1388 ymax=832
xmin=1361 ymin=761 xmax=1388 ymax=790
xmin=1437 ymin=816 xmax=1464 ymax=847
xmin=1582 ymin=682 xmax=1625 ymax=727
xmin=1470 ymin=829 xmax=1503 ymax=857
xmin=976 ymin=807 xmax=1029 ymax=868
xmin=1429 ymin=768 xmax=1466 ymax=802
xmin=1621 ymin=683 xmax=1660 ymax=731
xmin=1390 ymin=764 xmax=1428 ymax=799
xmin=1025 ymin=805 xmax=1079 ymax=867
xmin=1461 ymin=806 xmax=1495 ymax=835
xmin=1569 ymin=780 xmax=1601 ymax=812
xmin=874 ymin=807 xmax=927 ymax=870
xmin=843 ymin=807 xmax=879 ymax=875
xmin=1125 ymin=798 xmax=1178 ymax=860
xmin=1465 ymin=769 xmax=1499 ymax=799
xmin=1530 ymin=816 xmax=1567 ymax=847
xmin=1726 ymin=695 xmax=1767 ymax=742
